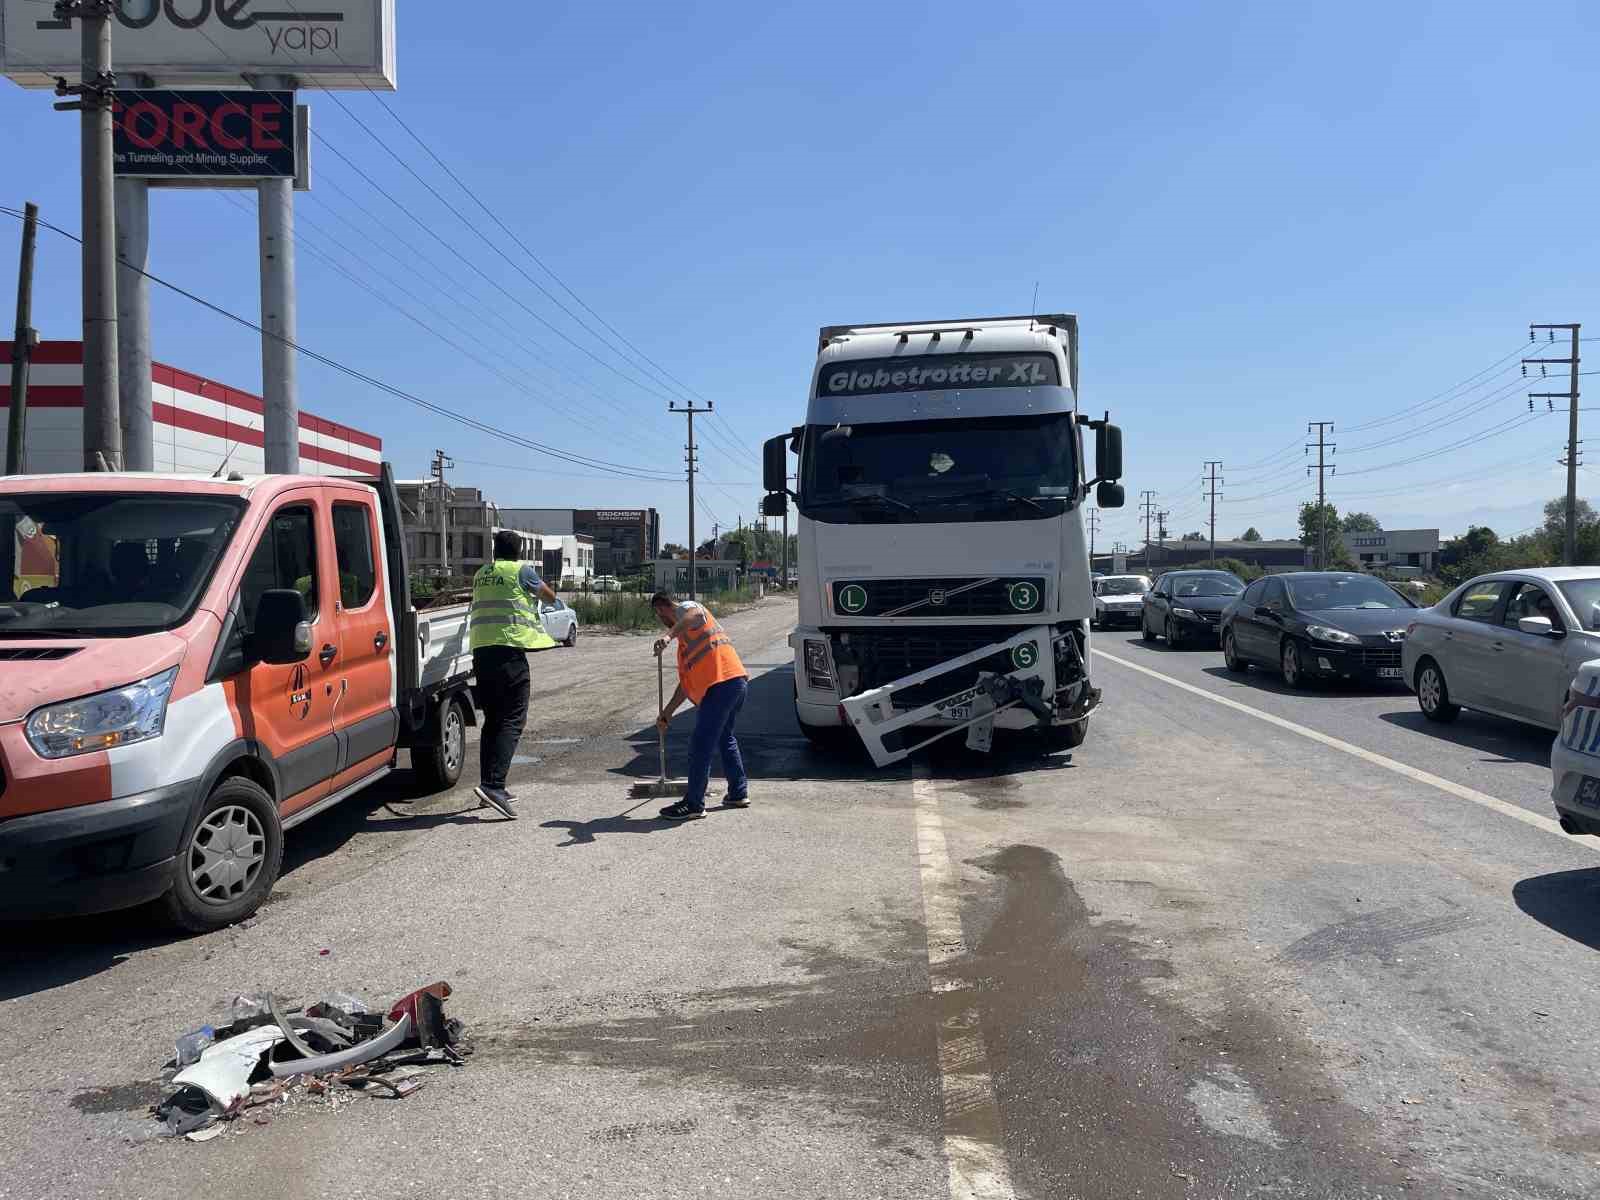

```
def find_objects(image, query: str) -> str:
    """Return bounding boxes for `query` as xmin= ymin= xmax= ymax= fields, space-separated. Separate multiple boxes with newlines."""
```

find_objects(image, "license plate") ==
xmin=944 ymin=705 xmax=973 ymax=722
xmin=1377 ymin=667 xmax=1402 ymax=680
xmin=1578 ymin=777 xmax=1600 ymax=810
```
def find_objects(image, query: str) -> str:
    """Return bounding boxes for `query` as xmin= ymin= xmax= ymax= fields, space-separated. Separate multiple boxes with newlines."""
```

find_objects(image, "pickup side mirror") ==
xmin=1518 ymin=615 xmax=1564 ymax=638
xmin=763 ymin=434 xmax=790 ymax=494
xmin=1096 ymin=480 xmax=1125 ymax=509
xmin=1095 ymin=423 xmax=1124 ymax=482
xmin=253 ymin=589 xmax=312 ymax=665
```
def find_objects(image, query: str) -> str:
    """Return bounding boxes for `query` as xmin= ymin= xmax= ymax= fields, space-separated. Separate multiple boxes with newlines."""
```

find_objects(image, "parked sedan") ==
xmin=539 ymin=597 xmax=581 ymax=647
xmin=1092 ymin=574 xmax=1151 ymax=629
xmin=1220 ymin=571 xmax=1416 ymax=686
xmin=1402 ymin=567 xmax=1600 ymax=730
xmin=1141 ymin=569 xmax=1245 ymax=647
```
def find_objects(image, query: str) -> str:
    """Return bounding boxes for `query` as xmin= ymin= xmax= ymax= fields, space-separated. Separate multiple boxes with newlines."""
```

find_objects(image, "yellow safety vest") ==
xmin=469 ymin=560 xmax=556 ymax=651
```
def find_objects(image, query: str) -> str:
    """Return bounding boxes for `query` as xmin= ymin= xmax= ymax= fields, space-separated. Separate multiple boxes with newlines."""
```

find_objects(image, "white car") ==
xmin=539 ymin=597 xmax=580 ymax=647
xmin=1402 ymin=567 xmax=1600 ymax=730
xmin=1553 ymin=657 xmax=1600 ymax=838
xmin=1092 ymin=574 xmax=1151 ymax=629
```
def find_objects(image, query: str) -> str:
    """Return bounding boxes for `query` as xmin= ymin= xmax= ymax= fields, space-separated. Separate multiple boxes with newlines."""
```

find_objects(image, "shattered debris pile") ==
xmin=154 ymin=981 xmax=468 ymax=1141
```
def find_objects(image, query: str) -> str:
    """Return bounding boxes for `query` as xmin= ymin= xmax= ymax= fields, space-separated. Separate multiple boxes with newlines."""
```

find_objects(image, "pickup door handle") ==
xmin=374 ymin=630 xmax=389 ymax=651
xmin=319 ymin=643 xmax=338 ymax=666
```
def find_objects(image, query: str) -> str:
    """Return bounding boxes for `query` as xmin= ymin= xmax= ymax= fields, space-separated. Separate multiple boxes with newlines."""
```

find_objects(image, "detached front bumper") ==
xmin=0 ymin=782 xmax=194 ymax=919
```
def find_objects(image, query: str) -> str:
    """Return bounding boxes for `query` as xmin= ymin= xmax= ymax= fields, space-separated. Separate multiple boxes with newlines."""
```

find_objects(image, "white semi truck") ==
xmin=761 ymin=314 xmax=1125 ymax=766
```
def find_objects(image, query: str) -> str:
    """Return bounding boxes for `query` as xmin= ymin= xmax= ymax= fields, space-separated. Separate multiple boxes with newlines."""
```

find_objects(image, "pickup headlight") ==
xmin=803 ymin=639 xmax=835 ymax=690
xmin=26 ymin=667 xmax=178 ymax=759
xmin=1306 ymin=624 xmax=1361 ymax=646
xmin=1172 ymin=607 xmax=1199 ymax=620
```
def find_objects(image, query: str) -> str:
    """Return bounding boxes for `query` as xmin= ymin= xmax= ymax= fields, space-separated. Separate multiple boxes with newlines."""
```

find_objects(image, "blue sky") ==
xmin=2 ymin=0 xmax=1596 ymax=546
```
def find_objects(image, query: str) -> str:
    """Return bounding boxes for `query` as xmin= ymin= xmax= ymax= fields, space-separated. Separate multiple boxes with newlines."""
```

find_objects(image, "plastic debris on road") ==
xmin=150 ymin=981 xmax=471 ymax=1140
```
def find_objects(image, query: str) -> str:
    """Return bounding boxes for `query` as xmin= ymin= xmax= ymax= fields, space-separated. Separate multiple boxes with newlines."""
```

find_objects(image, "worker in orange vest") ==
xmin=652 ymin=591 xmax=751 ymax=821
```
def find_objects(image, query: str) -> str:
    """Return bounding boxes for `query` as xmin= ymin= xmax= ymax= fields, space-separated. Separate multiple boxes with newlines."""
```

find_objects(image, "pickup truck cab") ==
xmin=0 ymin=466 xmax=475 ymax=931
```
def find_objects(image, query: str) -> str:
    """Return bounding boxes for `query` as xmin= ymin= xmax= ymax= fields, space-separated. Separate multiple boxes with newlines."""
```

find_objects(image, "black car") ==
xmin=1219 ymin=571 xmax=1418 ymax=687
xmin=1141 ymin=570 xmax=1246 ymax=648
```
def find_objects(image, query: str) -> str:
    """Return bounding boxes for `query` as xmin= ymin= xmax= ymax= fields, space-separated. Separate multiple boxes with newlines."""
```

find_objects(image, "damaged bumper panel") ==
xmin=840 ymin=626 xmax=1096 ymax=767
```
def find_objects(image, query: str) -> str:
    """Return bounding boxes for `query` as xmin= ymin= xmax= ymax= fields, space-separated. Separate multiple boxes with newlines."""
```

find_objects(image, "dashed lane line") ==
xmin=1093 ymin=649 xmax=1595 ymax=851
xmin=912 ymin=762 xmax=1019 ymax=1200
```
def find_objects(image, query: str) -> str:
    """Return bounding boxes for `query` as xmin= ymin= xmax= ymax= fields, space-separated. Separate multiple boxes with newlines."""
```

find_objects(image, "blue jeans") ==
xmin=684 ymin=677 xmax=749 ymax=810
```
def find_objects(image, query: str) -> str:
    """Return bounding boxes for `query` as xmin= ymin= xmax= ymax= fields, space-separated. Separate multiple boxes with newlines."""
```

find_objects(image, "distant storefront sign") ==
xmin=113 ymin=90 xmax=298 ymax=180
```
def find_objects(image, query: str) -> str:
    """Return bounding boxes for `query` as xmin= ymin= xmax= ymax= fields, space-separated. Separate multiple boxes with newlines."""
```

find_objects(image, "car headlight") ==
xmin=803 ymin=639 xmax=835 ymax=690
xmin=1172 ymin=607 xmax=1199 ymax=619
xmin=26 ymin=667 xmax=178 ymax=759
xmin=1306 ymin=624 xmax=1361 ymax=646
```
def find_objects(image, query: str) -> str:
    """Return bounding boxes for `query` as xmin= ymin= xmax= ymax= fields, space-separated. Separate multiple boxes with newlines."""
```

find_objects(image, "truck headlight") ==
xmin=803 ymin=639 xmax=835 ymax=689
xmin=1306 ymin=624 xmax=1360 ymax=646
xmin=26 ymin=667 xmax=178 ymax=759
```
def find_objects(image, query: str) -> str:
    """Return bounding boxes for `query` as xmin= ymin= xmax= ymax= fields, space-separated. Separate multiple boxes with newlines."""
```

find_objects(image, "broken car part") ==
xmin=268 ymin=1013 xmax=412 ymax=1079
xmin=171 ymin=1025 xmax=287 ymax=1114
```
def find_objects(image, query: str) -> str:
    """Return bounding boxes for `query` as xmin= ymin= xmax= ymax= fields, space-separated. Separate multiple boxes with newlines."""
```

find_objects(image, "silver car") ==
xmin=1402 ymin=568 xmax=1600 ymax=729
xmin=1092 ymin=574 xmax=1151 ymax=629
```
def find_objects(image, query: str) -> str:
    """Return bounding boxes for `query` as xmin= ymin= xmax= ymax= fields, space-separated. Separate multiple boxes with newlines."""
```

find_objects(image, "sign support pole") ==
xmin=257 ymin=74 xmax=299 ymax=474
xmin=114 ymin=175 xmax=152 ymax=471
xmin=7 ymin=201 xmax=39 ymax=475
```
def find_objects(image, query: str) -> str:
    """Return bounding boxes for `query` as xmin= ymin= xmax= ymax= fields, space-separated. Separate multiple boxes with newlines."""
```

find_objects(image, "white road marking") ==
xmin=1093 ymin=649 xmax=1595 ymax=851
xmin=912 ymin=764 xmax=1019 ymax=1200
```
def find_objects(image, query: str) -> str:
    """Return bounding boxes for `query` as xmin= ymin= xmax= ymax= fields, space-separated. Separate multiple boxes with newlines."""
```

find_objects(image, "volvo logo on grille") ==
xmin=928 ymin=589 xmax=947 ymax=607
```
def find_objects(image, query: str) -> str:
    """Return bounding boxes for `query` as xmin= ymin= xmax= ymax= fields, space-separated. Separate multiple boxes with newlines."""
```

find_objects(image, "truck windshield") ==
xmin=0 ymin=494 xmax=243 ymax=637
xmin=800 ymin=413 xmax=1077 ymax=524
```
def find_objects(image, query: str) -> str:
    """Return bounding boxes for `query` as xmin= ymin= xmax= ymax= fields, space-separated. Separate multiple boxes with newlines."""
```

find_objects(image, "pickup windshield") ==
xmin=0 ymin=494 xmax=243 ymax=637
xmin=800 ymin=413 xmax=1077 ymax=524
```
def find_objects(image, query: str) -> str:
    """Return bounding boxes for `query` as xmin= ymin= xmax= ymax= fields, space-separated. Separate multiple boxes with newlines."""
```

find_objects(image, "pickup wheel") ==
xmin=411 ymin=696 xmax=468 ymax=790
xmin=161 ymin=776 xmax=283 ymax=934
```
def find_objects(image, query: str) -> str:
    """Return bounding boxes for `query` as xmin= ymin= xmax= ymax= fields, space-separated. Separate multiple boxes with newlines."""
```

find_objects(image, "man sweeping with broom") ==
xmin=648 ymin=591 xmax=750 ymax=821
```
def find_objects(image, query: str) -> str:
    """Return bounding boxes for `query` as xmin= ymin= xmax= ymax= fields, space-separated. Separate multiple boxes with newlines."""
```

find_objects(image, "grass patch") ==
xmin=568 ymin=586 xmax=764 ymax=632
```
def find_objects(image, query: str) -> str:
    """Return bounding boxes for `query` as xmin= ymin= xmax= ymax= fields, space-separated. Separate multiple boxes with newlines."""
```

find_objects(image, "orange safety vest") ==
xmin=675 ymin=602 xmax=746 ymax=705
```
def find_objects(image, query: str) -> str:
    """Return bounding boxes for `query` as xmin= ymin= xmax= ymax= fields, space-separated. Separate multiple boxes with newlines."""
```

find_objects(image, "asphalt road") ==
xmin=3 ymin=599 xmax=1598 ymax=1199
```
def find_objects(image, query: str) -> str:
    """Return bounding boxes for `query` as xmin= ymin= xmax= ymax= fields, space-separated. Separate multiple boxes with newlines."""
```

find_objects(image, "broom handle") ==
xmin=656 ymin=649 xmax=668 ymax=782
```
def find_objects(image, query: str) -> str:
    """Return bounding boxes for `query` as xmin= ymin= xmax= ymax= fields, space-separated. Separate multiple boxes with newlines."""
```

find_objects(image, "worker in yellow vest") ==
xmin=652 ymin=590 xmax=750 ymax=821
xmin=469 ymin=529 xmax=559 ymax=818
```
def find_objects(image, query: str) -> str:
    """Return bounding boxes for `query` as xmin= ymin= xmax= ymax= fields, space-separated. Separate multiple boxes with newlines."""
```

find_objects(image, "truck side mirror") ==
xmin=763 ymin=434 xmax=790 ymax=494
xmin=1096 ymin=481 xmax=1125 ymax=509
xmin=1096 ymin=423 xmax=1124 ymax=482
xmin=253 ymin=589 xmax=312 ymax=665
xmin=761 ymin=492 xmax=787 ymax=518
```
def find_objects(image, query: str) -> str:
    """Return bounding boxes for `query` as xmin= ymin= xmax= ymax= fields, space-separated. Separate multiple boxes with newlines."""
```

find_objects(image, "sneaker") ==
xmin=721 ymin=793 xmax=750 ymax=809
xmin=474 ymin=786 xmax=517 ymax=819
xmin=659 ymin=800 xmax=705 ymax=821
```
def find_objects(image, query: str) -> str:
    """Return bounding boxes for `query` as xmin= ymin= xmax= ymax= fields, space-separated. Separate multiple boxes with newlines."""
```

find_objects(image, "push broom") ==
xmin=630 ymin=647 xmax=689 ymax=800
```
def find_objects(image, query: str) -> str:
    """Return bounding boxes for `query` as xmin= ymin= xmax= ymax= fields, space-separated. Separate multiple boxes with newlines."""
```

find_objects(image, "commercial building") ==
xmin=395 ymin=480 xmax=546 ymax=580
xmin=656 ymin=557 xmax=740 ymax=595
xmin=497 ymin=507 xmax=659 ymax=577
xmin=1347 ymin=529 xmax=1440 ymax=574
xmin=0 ymin=340 xmax=381 ymax=475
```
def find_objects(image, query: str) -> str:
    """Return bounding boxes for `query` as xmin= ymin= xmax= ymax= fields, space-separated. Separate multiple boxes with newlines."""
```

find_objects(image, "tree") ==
xmin=1182 ymin=530 xmax=1204 ymax=542
xmin=1341 ymin=512 xmax=1381 ymax=533
xmin=1542 ymin=496 xmax=1597 ymax=539
xmin=661 ymin=543 xmax=688 ymax=560
xmin=1240 ymin=527 xmax=1263 ymax=542
xmin=1439 ymin=525 xmax=1497 ymax=571
xmin=1298 ymin=501 xmax=1353 ymax=569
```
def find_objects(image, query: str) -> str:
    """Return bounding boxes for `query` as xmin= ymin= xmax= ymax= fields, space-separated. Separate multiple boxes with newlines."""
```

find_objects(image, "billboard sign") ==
xmin=113 ymin=89 xmax=295 ymax=179
xmin=0 ymin=0 xmax=395 ymax=90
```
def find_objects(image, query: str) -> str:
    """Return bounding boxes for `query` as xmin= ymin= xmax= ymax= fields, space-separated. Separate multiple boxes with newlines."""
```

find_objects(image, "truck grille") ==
xmin=835 ymin=626 xmax=1025 ymax=711
xmin=832 ymin=576 xmax=1046 ymax=619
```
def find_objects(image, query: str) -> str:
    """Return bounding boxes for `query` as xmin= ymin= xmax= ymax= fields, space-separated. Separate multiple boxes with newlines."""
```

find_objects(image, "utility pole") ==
xmin=53 ymin=0 xmax=121 ymax=471
xmin=115 ymin=176 xmax=152 ymax=471
xmin=1086 ymin=506 xmax=1101 ymax=567
xmin=1306 ymin=423 xmax=1335 ymax=570
xmin=258 ymin=74 xmax=299 ymax=473
xmin=430 ymin=449 xmax=453 ymax=581
xmin=7 ymin=202 xmax=39 ymax=475
xmin=670 ymin=401 xmax=713 ymax=599
xmin=1139 ymin=490 xmax=1157 ymax=563
xmin=1525 ymin=325 xmax=1582 ymax=565
xmin=1203 ymin=461 xmax=1224 ymax=568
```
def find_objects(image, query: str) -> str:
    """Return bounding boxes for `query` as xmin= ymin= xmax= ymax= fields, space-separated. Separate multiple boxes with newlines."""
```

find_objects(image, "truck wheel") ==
xmin=161 ymin=776 xmax=283 ymax=934
xmin=795 ymin=694 xmax=854 ymax=754
xmin=1041 ymin=719 xmax=1089 ymax=752
xmin=411 ymin=696 xmax=468 ymax=790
